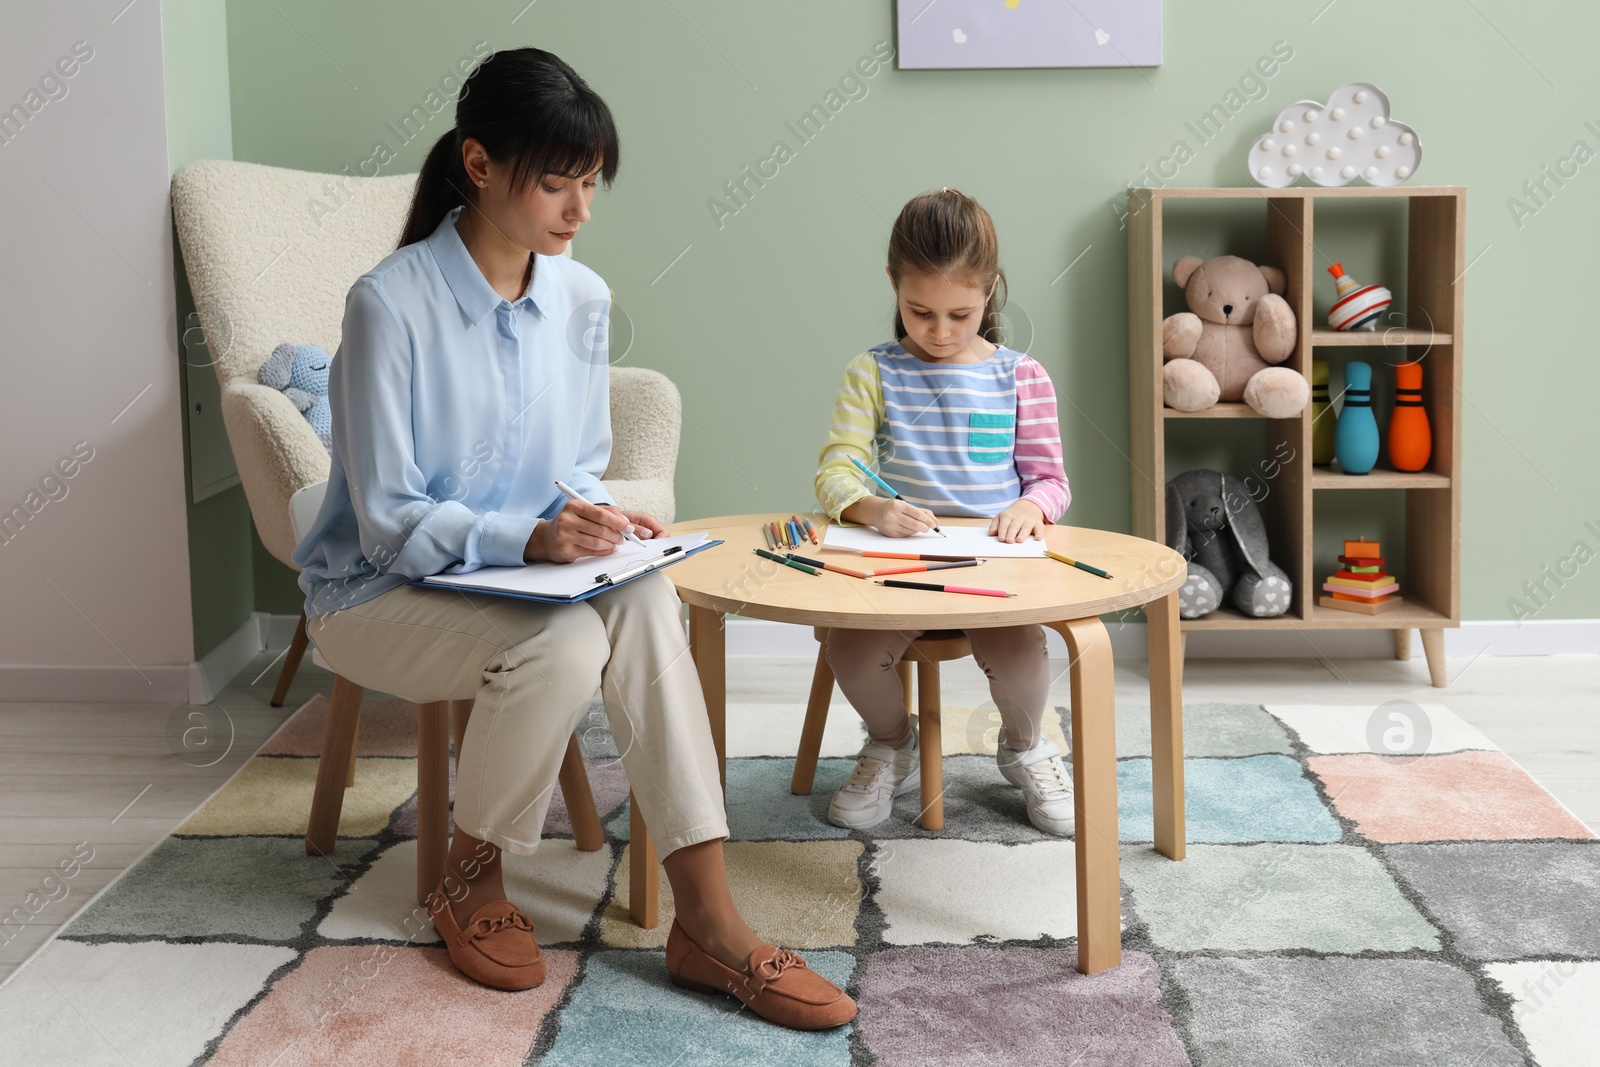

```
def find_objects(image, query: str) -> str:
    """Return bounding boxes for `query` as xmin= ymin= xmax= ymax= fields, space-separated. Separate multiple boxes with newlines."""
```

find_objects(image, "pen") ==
xmin=554 ymin=479 xmax=646 ymax=546
xmin=754 ymin=547 xmax=821 ymax=575
xmin=875 ymin=579 xmax=1015 ymax=598
xmin=847 ymin=456 xmax=945 ymax=537
xmin=1045 ymin=549 xmax=1113 ymax=579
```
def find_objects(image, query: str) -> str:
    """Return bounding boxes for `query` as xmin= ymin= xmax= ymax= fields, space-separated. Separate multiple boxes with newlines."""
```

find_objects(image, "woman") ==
xmin=292 ymin=47 xmax=853 ymax=1031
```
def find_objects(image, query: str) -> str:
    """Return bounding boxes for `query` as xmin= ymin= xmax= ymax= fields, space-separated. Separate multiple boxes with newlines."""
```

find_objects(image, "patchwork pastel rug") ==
xmin=4 ymin=695 xmax=1597 ymax=1066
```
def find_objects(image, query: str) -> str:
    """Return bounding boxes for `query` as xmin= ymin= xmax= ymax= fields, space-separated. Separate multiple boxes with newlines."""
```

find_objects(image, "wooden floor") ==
xmin=1 ymin=647 xmax=1595 ymax=986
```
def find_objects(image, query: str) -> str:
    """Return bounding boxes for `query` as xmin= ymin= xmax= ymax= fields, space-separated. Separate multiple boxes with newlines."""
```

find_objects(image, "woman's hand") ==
xmin=524 ymin=500 xmax=635 ymax=563
xmin=613 ymin=508 xmax=666 ymax=540
xmin=842 ymin=496 xmax=939 ymax=538
xmin=988 ymin=499 xmax=1047 ymax=544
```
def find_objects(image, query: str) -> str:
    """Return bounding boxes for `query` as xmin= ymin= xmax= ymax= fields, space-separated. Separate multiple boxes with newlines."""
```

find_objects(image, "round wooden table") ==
xmin=628 ymin=514 xmax=1186 ymax=975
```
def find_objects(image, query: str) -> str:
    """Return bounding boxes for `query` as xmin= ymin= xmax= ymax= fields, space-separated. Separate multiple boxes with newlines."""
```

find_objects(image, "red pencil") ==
xmin=876 ymin=579 xmax=1015 ymax=598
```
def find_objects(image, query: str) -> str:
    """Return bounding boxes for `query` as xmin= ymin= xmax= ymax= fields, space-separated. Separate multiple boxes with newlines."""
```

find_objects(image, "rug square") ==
xmin=1110 ymin=702 xmax=1293 ymax=758
xmin=1264 ymin=703 xmax=1495 ymax=755
xmin=1383 ymin=842 xmax=1600 ymax=959
xmin=207 ymin=945 xmax=578 ymax=1067
xmin=1119 ymin=755 xmax=1342 ymax=843
xmin=599 ymin=840 xmax=863 ymax=949
xmin=607 ymin=759 xmax=853 ymax=842
xmin=1121 ymin=844 xmax=1438 ymax=953
xmin=1487 ymin=960 xmax=1600 ymax=1067
xmin=317 ymin=838 xmax=612 ymax=946
xmin=259 ymin=696 xmax=419 ymax=757
xmin=723 ymin=701 xmax=866 ymax=758
xmin=176 ymin=755 xmax=420 ymax=837
xmin=837 ymin=755 xmax=1072 ymax=844
xmin=857 ymin=945 xmax=1188 ymax=1066
xmin=64 ymin=835 xmax=367 ymax=940
xmin=934 ymin=703 xmax=1071 ymax=755
xmin=1173 ymin=956 xmax=1524 ymax=1067
xmin=0 ymin=940 xmax=296 ymax=1067
xmin=872 ymin=839 xmax=1079 ymax=945
xmin=541 ymin=948 xmax=854 ymax=1067
xmin=1308 ymin=751 xmax=1596 ymax=843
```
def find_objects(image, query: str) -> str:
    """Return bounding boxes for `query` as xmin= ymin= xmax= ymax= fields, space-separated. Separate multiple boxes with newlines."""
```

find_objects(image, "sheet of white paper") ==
xmin=419 ymin=532 xmax=710 ymax=599
xmin=821 ymin=524 xmax=1047 ymax=558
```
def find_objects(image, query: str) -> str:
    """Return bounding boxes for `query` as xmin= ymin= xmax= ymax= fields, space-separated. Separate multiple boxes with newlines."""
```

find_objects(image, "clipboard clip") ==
xmin=594 ymin=544 xmax=686 ymax=586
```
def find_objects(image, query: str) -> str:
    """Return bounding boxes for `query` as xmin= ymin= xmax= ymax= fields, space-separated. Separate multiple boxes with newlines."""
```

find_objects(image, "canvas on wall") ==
xmin=896 ymin=0 xmax=1163 ymax=70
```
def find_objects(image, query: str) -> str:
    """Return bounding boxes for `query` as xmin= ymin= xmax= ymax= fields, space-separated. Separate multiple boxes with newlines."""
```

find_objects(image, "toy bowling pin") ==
xmin=1335 ymin=361 xmax=1380 ymax=474
xmin=1311 ymin=358 xmax=1335 ymax=465
xmin=1388 ymin=360 xmax=1431 ymax=471
xmin=1327 ymin=263 xmax=1392 ymax=331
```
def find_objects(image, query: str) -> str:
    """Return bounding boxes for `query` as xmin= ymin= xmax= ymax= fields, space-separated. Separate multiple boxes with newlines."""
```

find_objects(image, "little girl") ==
xmin=813 ymin=187 xmax=1074 ymax=836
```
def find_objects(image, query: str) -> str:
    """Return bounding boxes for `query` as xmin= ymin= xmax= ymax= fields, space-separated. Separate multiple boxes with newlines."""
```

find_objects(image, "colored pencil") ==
xmin=801 ymin=517 xmax=819 ymax=545
xmin=876 ymin=579 xmax=1014 ymax=598
xmin=867 ymin=561 xmax=982 ymax=576
xmin=1044 ymin=549 xmax=1114 ymax=580
xmin=847 ymin=456 xmax=945 ymax=536
xmin=824 ymin=549 xmax=980 ymax=563
xmin=784 ymin=552 xmax=872 ymax=579
xmin=754 ymin=547 xmax=821 ymax=575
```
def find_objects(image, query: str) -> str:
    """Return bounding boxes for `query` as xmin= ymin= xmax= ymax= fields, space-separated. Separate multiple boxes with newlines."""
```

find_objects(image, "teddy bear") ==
xmin=258 ymin=342 xmax=332 ymax=451
xmin=1162 ymin=254 xmax=1310 ymax=419
xmin=1165 ymin=468 xmax=1294 ymax=619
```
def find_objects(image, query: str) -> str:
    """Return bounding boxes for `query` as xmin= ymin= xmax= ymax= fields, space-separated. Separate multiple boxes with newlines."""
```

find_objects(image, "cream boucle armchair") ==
xmin=171 ymin=160 xmax=675 ymax=903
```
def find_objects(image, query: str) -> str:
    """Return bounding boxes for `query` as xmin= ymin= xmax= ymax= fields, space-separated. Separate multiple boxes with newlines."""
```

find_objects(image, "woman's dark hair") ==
xmin=886 ymin=187 xmax=1008 ymax=345
xmin=398 ymin=47 xmax=620 ymax=249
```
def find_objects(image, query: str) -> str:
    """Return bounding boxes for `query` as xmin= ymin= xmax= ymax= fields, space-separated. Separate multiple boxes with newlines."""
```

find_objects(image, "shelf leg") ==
xmin=1419 ymin=629 xmax=1448 ymax=688
xmin=1392 ymin=629 xmax=1413 ymax=661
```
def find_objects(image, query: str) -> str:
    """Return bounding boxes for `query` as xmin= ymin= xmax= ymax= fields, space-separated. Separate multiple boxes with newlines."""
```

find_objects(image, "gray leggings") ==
xmin=824 ymin=625 xmax=1052 ymax=751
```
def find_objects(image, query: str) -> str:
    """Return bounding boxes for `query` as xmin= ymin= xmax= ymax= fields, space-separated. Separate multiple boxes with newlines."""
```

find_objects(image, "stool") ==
xmin=790 ymin=626 xmax=973 ymax=831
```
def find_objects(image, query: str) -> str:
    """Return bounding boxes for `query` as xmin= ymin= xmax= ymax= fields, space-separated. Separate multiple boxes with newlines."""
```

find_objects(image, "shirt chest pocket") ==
xmin=966 ymin=411 xmax=1015 ymax=463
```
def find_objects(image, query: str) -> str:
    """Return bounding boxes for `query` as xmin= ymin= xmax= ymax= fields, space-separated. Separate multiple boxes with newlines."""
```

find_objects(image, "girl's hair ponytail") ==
xmin=398 ymin=47 xmax=620 ymax=249
xmin=886 ymin=187 xmax=1008 ymax=345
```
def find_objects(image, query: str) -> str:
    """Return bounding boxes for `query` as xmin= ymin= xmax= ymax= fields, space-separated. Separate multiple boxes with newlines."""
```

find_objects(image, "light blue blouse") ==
xmin=292 ymin=205 xmax=614 ymax=618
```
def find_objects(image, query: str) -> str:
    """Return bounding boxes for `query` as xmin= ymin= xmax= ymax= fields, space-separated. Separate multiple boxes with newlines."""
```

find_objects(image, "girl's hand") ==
xmin=525 ymin=499 xmax=633 ymax=563
xmin=988 ymin=500 xmax=1047 ymax=544
xmin=845 ymin=496 xmax=939 ymax=538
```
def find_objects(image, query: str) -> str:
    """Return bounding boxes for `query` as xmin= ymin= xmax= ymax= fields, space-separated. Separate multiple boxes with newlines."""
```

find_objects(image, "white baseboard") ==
xmin=720 ymin=617 xmax=1600 ymax=660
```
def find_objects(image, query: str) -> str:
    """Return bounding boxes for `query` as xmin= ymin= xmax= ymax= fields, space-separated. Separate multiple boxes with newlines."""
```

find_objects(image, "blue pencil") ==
xmin=847 ymin=456 xmax=944 ymax=536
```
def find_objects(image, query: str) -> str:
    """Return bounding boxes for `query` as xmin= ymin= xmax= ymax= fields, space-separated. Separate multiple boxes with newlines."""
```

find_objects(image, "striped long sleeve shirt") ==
xmin=814 ymin=341 xmax=1071 ymax=523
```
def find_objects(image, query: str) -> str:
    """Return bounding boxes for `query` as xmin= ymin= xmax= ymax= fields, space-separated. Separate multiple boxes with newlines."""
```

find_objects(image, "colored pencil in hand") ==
xmin=875 ymin=578 xmax=1014 ymax=598
xmin=847 ymin=456 xmax=945 ymax=536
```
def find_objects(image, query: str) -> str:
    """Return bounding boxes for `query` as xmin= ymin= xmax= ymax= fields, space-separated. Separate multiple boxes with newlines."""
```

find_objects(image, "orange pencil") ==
xmin=868 ymin=561 xmax=983 ymax=577
xmin=785 ymin=552 xmax=872 ymax=579
xmin=826 ymin=549 xmax=981 ymax=563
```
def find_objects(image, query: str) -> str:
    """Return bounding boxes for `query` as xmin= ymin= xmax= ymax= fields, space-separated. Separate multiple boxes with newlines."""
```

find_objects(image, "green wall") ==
xmin=194 ymin=0 xmax=1598 ymax=624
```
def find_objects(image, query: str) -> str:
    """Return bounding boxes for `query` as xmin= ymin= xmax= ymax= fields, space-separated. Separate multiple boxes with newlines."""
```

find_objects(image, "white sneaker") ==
xmin=996 ymin=732 xmax=1075 ymax=836
xmin=828 ymin=720 xmax=921 ymax=830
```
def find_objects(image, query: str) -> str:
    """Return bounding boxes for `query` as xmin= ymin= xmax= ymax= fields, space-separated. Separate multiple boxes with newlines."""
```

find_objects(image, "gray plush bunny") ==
xmin=1164 ymin=469 xmax=1293 ymax=619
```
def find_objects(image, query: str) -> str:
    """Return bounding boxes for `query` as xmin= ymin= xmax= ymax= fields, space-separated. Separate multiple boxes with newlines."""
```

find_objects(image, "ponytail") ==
xmin=399 ymin=127 xmax=472 ymax=249
xmin=397 ymin=48 xmax=620 ymax=250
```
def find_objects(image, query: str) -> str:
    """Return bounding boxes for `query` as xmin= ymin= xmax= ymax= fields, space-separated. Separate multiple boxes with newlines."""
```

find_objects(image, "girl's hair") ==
xmin=398 ymin=47 xmax=621 ymax=249
xmin=886 ymin=187 xmax=1008 ymax=345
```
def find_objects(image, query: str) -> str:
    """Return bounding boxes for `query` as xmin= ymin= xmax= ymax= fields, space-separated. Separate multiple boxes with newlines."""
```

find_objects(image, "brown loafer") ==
xmin=428 ymin=884 xmax=546 ymax=990
xmin=665 ymin=920 xmax=856 ymax=1030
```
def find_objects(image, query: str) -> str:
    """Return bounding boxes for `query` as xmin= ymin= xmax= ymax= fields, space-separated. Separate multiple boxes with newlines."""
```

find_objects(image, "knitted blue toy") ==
xmin=258 ymin=343 xmax=332 ymax=451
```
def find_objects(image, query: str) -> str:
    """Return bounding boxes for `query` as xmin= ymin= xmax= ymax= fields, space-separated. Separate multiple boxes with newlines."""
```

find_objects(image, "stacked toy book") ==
xmin=1320 ymin=537 xmax=1401 ymax=614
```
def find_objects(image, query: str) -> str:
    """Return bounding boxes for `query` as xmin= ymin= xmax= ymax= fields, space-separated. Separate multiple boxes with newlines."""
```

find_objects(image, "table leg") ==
xmin=1145 ymin=591 xmax=1186 ymax=861
xmin=689 ymin=605 xmax=728 ymax=790
xmin=1047 ymin=616 xmax=1120 ymax=975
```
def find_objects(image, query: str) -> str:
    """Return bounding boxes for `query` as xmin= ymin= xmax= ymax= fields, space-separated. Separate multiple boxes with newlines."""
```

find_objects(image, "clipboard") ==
xmin=409 ymin=535 xmax=723 ymax=605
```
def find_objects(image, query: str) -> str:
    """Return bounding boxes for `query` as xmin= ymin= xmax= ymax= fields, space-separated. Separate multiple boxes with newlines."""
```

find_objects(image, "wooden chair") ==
xmin=790 ymin=627 xmax=975 ymax=831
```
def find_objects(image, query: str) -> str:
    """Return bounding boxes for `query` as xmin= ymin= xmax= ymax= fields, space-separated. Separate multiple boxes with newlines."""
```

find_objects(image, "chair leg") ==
xmin=791 ymin=644 xmax=836 ymax=795
xmin=271 ymin=612 xmax=309 ymax=707
xmin=628 ymin=790 xmax=659 ymax=929
xmin=450 ymin=698 xmax=472 ymax=762
xmin=416 ymin=701 xmax=451 ymax=906
xmin=306 ymin=675 xmax=363 ymax=856
xmin=561 ymin=734 xmax=604 ymax=852
xmin=345 ymin=719 xmax=359 ymax=787
xmin=916 ymin=658 xmax=944 ymax=831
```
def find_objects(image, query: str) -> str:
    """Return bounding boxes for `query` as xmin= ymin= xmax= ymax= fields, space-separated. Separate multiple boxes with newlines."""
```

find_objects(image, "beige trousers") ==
xmin=307 ymin=572 xmax=728 ymax=858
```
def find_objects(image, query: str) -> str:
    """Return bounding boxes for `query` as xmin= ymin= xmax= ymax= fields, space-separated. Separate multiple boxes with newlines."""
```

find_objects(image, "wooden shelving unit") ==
xmin=1126 ymin=186 xmax=1465 ymax=687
